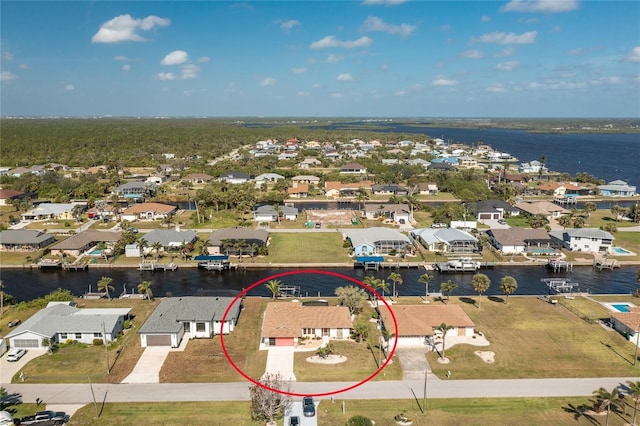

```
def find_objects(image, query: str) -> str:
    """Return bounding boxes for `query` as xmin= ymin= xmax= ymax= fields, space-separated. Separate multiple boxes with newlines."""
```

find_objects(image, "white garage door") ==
xmin=13 ymin=339 xmax=40 ymax=348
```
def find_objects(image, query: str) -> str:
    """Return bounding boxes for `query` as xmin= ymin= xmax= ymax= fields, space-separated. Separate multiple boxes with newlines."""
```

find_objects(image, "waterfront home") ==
xmin=485 ymin=228 xmax=554 ymax=255
xmin=339 ymin=162 xmax=367 ymax=174
xmin=537 ymin=182 xmax=581 ymax=197
xmin=363 ymin=203 xmax=412 ymax=225
xmin=371 ymin=184 xmax=408 ymax=196
xmin=287 ymin=183 xmax=309 ymax=198
xmin=207 ymin=227 xmax=269 ymax=255
xmin=113 ymin=181 xmax=157 ymax=199
xmin=260 ymin=302 xmax=352 ymax=347
xmin=343 ymin=228 xmax=412 ymax=256
xmin=410 ymin=228 xmax=479 ymax=254
xmin=143 ymin=228 xmax=198 ymax=251
xmin=5 ymin=301 xmax=130 ymax=349
xmin=378 ymin=304 xmax=475 ymax=348
xmin=253 ymin=204 xmax=299 ymax=222
xmin=21 ymin=202 xmax=79 ymax=221
xmin=181 ymin=173 xmax=214 ymax=185
xmin=548 ymin=228 xmax=614 ymax=253
xmin=417 ymin=182 xmax=438 ymax=195
xmin=514 ymin=201 xmax=569 ymax=220
xmin=0 ymin=230 xmax=55 ymax=252
xmin=609 ymin=307 xmax=640 ymax=348
xmin=324 ymin=181 xmax=373 ymax=198
xmin=475 ymin=199 xmax=520 ymax=221
xmin=138 ymin=297 xmax=240 ymax=348
xmin=49 ymin=230 xmax=121 ymax=257
xmin=457 ymin=156 xmax=479 ymax=169
xmin=291 ymin=175 xmax=320 ymax=187
xmin=597 ymin=180 xmax=637 ymax=197
xmin=121 ymin=202 xmax=176 ymax=222
xmin=518 ymin=160 xmax=547 ymax=174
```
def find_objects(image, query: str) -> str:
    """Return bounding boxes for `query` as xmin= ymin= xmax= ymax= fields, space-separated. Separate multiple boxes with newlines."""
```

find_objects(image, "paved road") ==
xmin=4 ymin=376 xmax=639 ymax=406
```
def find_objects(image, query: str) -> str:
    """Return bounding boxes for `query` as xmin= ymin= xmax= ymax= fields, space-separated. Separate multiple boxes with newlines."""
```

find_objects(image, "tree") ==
xmin=418 ymin=273 xmax=433 ymax=298
xmin=377 ymin=279 xmax=390 ymax=300
xmin=249 ymin=372 xmax=291 ymax=424
xmin=363 ymin=276 xmax=380 ymax=307
xmin=437 ymin=323 xmax=453 ymax=361
xmin=499 ymin=276 xmax=518 ymax=304
xmin=137 ymin=238 xmax=149 ymax=260
xmin=335 ymin=285 xmax=367 ymax=315
xmin=583 ymin=202 xmax=597 ymax=225
xmin=387 ymin=271 xmax=403 ymax=300
xmin=355 ymin=187 xmax=369 ymax=211
xmin=611 ymin=205 xmax=624 ymax=222
xmin=137 ymin=280 xmax=153 ymax=300
xmin=265 ymin=279 xmax=281 ymax=300
xmin=557 ymin=215 xmax=572 ymax=229
xmin=97 ymin=276 xmax=114 ymax=300
xmin=316 ymin=342 xmax=334 ymax=359
xmin=352 ymin=322 xmax=369 ymax=343
xmin=592 ymin=386 xmax=622 ymax=426
xmin=626 ymin=380 xmax=640 ymax=426
xmin=471 ymin=273 xmax=491 ymax=308
xmin=151 ymin=241 xmax=163 ymax=260
xmin=440 ymin=280 xmax=458 ymax=303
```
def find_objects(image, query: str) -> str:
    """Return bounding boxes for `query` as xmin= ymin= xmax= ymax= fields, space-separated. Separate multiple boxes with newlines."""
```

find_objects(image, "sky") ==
xmin=1 ymin=0 xmax=639 ymax=118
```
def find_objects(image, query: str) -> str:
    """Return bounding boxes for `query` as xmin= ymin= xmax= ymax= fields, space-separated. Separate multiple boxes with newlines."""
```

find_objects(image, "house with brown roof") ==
xmin=378 ymin=304 xmax=475 ymax=347
xmin=340 ymin=163 xmax=367 ymax=174
xmin=324 ymin=181 xmax=373 ymax=198
xmin=485 ymin=227 xmax=554 ymax=255
xmin=514 ymin=201 xmax=569 ymax=220
xmin=0 ymin=189 xmax=27 ymax=206
xmin=609 ymin=306 xmax=640 ymax=348
xmin=182 ymin=173 xmax=214 ymax=185
xmin=49 ymin=230 xmax=122 ymax=257
xmin=121 ymin=202 xmax=177 ymax=222
xmin=260 ymin=302 xmax=353 ymax=347
xmin=288 ymin=183 xmax=309 ymax=198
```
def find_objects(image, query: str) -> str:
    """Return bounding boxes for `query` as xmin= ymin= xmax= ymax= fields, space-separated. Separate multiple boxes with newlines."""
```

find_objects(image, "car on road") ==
xmin=125 ymin=227 xmax=139 ymax=233
xmin=19 ymin=410 xmax=70 ymax=426
xmin=6 ymin=348 xmax=27 ymax=362
xmin=289 ymin=415 xmax=300 ymax=426
xmin=302 ymin=396 xmax=315 ymax=417
xmin=8 ymin=319 xmax=21 ymax=327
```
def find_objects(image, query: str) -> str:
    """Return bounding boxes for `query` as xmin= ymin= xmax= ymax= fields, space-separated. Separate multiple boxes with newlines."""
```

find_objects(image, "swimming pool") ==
xmin=612 ymin=247 xmax=634 ymax=255
xmin=86 ymin=248 xmax=104 ymax=257
xmin=605 ymin=302 xmax=636 ymax=313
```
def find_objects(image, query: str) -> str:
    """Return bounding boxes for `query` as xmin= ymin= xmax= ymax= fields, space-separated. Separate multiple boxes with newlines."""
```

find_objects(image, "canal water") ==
xmin=0 ymin=265 xmax=638 ymax=302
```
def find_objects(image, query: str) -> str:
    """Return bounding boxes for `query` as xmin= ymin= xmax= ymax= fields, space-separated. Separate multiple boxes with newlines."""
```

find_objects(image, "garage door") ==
xmin=13 ymin=339 xmax=40 ymax=348
xmin=275 ymin=337 xmax=294 ymax=346
xmin=146 ymin=334 xmax=172 ymax=346
xmin=479 ymin=213 xmax=492 ymax=220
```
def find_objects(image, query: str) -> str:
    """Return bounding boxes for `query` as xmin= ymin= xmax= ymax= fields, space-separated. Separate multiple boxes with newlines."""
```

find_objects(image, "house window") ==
xmin=196 ymin=323 xmax=206 ymax=332
xmin=94 ymin=333 xmax=102 ymax=338
xmin=183 ymin=322 xmax=190 ymax=333
xmin=302 ymin=328 xmax=314 ymax=335
xmin=60 ymin=333 xmax=67 ymax=340
xmin=75 ymin=333 xmax=82 ymax=339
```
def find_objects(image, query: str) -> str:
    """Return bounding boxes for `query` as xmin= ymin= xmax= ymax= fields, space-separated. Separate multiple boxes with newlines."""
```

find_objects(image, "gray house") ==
xmin=5 ymin=302 xmax=130 ymax=349
xmin=411 ymin=228 xmax=479 ymax=254
xmin=0 ymin=230 xmax=55 ymax=251
xmin=138 ymin=297 xmax=241 ymax=347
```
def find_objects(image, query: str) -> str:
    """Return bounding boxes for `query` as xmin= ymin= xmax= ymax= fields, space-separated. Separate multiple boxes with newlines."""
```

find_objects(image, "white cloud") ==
xmin=197 ymin=56 xmax=211 ymax=63
xmin=566 ymin=48 xmax=586 ymax=56
xmin=496 ymin=60 xmax=520 ymax=71
xmin=494 ymin=47 xmax=516 ymax=57
xmin=155 ymin=72 xmax=176 ymax=80
xmin=291 ymin=67 xmax=307 ymax=74
xmin=161 ymin=50 xmax=188 ymax=66
xmin=436 ymin=24 xmax=451 ymax=32
xmin=500 ymin=0 xmax=580 ymax=13
xmin=310 ymin=35 xmax=373 ymax=49
xmin=362 ymin=16 xmax=415 ymax=37
xmin=3 ymin=52 xmax=14 ymax=61
xmin=432 ymin=77 xmax=458 ymax=86
xmin=280 ymin=19 xmax=300 ymax=33
xmin=92 ymin=14 xmax=170 ymax=43
xmin=330 ymin=92 xmax=344 ymax=98
xmin=0 ymin=71 xmax=17 ymax=81
xmin=394 ymin=89 xmax=407 ymax=96
xmin=19 ymin=64 xmax=29 ymax=70
xmin=326 ymin=54 xmax=342 ymax=63
xmin=473 ymin=31 xmax=537 ymax=45
xmin=260 ymin=77 xmax=276 ymax=86
xmin=481 ymin=15 xmax=491 ymax=22
xmin=296 ymin=91 xmax=310 ymax=96
xmin=460 ymin=49 xmax=484 ymax=59
xmin=113 ymin=55 xmax=128 ymax=61
xmin=122 ymin=64 xmax=131 ymax=72
xmin=625 ymin=46 xmax=640 ymax=63
xmin=337 ymin=73 xmax=354 ymax=81
xmin=527 ymin=80 xmax=587 ymax=90
xmin=64 ymin=84 xmax=74 ymax=91
xmin=589 ymin=76 xmax=623 ymax=85
xmin=181 ymin=64 xmax=199 ymax=79
xmin=486 ymin=84 xmax=507 ymax=93
xmin=362 ymin=0 xmax=407 ymax=5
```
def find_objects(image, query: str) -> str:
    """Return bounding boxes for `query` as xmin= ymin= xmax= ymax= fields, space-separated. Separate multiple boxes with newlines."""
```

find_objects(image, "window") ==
xmin=196 ymin=323 xmax=206 ymax=332
xmin=75 ymin=333 xmax=82 ymax=339
xmin=94 ymin=333 xmax=102 ymax=338
xmin=302 ymin=328 xmax=314 ymax=335
xmin=60 ymin=333 xmax=67 ymax=340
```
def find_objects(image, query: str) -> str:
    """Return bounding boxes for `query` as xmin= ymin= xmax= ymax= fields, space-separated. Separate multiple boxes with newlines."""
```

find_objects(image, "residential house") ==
xmin=343 ymin=228 xmax=412 ymax=256
xmin=299 ymin=158 xmax=321 ymax=169
xmin=549 ymin=228 xmax=614 ymax=253
xmin=371 ymin=184 xmax=408 ymax=196
xmin=428 ymin=162 xmax=455 ymax=172
xmin=381 ymin=159 xmax=401 ymax=166
xmin=138 ymin=297 xmax=241 ymax=347
xmin=537 ymin=182 xmax=581 ymax=198
xmin=113 ymin=181 xmax=157 ymax=199
xmin=207 ymin=228 xmax=269 ymax=255
xmin=291 ymin=175 xmax=320 ymax=188
xmin=410 ymin=228 xmax=479 ymax=254
xmin=485 ymin=228 xmax=554 ymax=255
xmin=417 ymin=182 xmax=438 ymax=195
xmin=143 ymin=228 xmax=198 ymax=251
xmin=7 ymin=165 xmax=45 ymax=177
xmin=609 ymin=306 xmax=640 ymax=348
xmin=457 ymin=156 xmax=479 ymax=169
xmin=515 ymin=201 xmax=569 ymax=220
xmin=475 ymin=199 xmax=520 ymax=221
xmin=121 ymin=202 xmax=177 ymax=222
xmin=598 ymin=180 xmax=637 ymax=197
xmin=21 ymin=203 xmax=79 ymax=221
xmin=182 ymin=173 xmax=214 ymax=185
xmin=324 ymin=181 xmax=373 ymax=198
xmin=0 ymin=230 xmax=56 ymax=252
xmin=253 ymin=173 xmax=285 ymax=188
xmin=378 ymin=304 xmax=475 ymax=347
xmin=253 ymin=204 xmax=299 ymax=222
xmin=146 ymin=175 xmax=167 ymax=185
xmin=278 ymin=152 xmax=298 ymax=161
xmin=6 ymin=301 xmax=130 ymax=349
xmin=260 ymin=302 xmax=353 ymax=347
xmin=49 ymin=230 xmax=122 ymax=257
xmin=363 ymin=203 xmax=412 ymax=226
xmin=218 ymin=171 xmax=251 ymax=184
xmin=0 ymin=189 xmax=27 ymax=206
xmin=288 ymin=183 xmax=309 ymax=198
xmin=518 ymin=160 xmax=548 ymax=174
xmin=340 ymin=163 xmax=367 ymax=174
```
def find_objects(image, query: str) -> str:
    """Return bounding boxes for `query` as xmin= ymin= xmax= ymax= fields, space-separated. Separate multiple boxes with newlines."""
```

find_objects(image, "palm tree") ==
xmin=557 ymin=215 xmax=572 ymax=229
xmin=265 ymin=279 xmax=281 ymax=300
xmin=499 ymin=276 xmax=518 ymax=304
xmin=611 ymin=205 xmax=623 ymax=222
xmin=151 ymin=241 xmax=163 ymax=260
xmin=235 ymin=239 xmax=248 ymax=262
xmin=137 ymin=280 xmax=153 ymax=300
xmin=592 ymin=386 xmax=622 ymax=426
xmin=363 ymin=276 xmax=380 ymax=307
xmin=437 ymin=323 xmax=453 ymax=361
xmin=440 ymin=280 xmax=458 ymax=303
xmin=418 ymin=273 xmax=434 ymax=298
xmin=137 ymin=238 xmax=149 ymax=260
xmin=220 ymin=239 xmax=232 ymax=256
xmin=471 ymin=273 xmax=491 ymax=308
xmin=97 ymin=276 xmax=114 ymax=300
xmin=626 ymin=380 xmax=640 ymax=426
xmin=355 ymin=188 xmax=369 ymax=211
xmin=583 ymin=202 xmax=597 ymax=225
xmin=387 ymin=271 xmax=403 ymax=300
xmin=377 ymin=279 xmax=390 ymax=300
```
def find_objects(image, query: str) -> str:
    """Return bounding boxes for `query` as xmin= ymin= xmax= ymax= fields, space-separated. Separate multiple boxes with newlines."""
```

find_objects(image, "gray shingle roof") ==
xmin=144 ymin=229 xmax=197 ymax=247
xmin=0 ymin=230 xmax=54 ymax=245
xmin=344 ymin=228 xmax=410 ymax=247
xmin=208 ymin=228 xmax=269 ymax=245
xmin=138 ymin=297 xmax=240 ymax=334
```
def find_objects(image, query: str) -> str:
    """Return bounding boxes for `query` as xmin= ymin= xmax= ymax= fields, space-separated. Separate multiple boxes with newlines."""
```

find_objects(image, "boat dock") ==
xmin=62 ymin=261 xmax=88 ymax=271
xmin=138 ymin=260 xmax=178 ymax=272
xmin=593 ymin=255 xmax=619 ymax=270
xmin=541 ymin=278 xmax=579 ymax=294
xmin=37 ymin=259 xmax=62 ymax=269
xmin=434 ymin=258 xmax=495 ymax=273
xmin=547 ymin=258 xmax=573 ymax=272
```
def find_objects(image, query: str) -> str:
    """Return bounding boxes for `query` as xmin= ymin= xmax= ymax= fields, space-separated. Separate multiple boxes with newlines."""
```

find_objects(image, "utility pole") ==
xmin=102 ymin=322 xmax=110 ymax=374
xmin=634 ymin=318 xmax=640 ymax=366
xmin=423 ymin=369 xmax=427 ymax=413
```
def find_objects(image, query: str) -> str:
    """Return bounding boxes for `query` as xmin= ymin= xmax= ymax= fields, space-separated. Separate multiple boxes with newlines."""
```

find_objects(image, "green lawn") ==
xmin=261 ymin=232 xmax=352 ymax=264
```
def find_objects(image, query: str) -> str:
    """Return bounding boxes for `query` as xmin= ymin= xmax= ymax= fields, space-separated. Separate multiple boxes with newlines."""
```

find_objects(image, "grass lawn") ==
xmin=160 ymin=297 xmax=267 ymax=382
xmin=15 ymin=298 xmax=159 ymax=384
xmin=425 ymin=296 xmax=640 ymax=380
xmin=260 ymin=232 xmax=352 ymax=264
xmin=0 ymin=249 xmax=47 ymax=265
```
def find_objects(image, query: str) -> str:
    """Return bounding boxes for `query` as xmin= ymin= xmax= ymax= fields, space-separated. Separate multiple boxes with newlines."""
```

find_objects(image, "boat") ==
xmin=435 ymin=257 xmax=481 ymax=272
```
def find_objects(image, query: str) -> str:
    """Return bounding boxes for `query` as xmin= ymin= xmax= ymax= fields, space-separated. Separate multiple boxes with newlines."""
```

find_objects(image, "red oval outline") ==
xmin=220 ymin=269 xmax=398 ymax=397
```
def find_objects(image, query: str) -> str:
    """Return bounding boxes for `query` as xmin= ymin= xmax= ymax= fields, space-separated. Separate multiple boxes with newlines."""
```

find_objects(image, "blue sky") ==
xmin=1 ymin=1 xmax=639 ymax=117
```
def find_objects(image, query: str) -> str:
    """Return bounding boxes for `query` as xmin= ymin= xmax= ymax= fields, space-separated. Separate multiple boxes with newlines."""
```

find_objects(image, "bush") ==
xmin=92 ymin=338 xmax=104 ymax=346
xmin=123 ymin=320 xmax=132 ymax=329
xmin=346 ymin=415 xmax=374 ymax=425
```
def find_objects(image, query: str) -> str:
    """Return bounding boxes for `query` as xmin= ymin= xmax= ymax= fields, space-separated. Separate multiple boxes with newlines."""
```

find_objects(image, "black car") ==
xmin=302 ymin=396 xmax=315 ymax=417
xmin=289 ymin=415 xmax=300 ymax=426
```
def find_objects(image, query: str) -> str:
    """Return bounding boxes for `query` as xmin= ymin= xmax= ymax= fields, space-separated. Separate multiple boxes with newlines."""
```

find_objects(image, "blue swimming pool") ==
xmin=611 ymin=304 xmax=632 ymax=312
xmin=613 ymin=247 xmax=633 ymax=255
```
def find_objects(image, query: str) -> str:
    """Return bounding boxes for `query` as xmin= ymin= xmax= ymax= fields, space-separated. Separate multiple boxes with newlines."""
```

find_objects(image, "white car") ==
xmin=6 ymin=348 xmax=27 ymax=362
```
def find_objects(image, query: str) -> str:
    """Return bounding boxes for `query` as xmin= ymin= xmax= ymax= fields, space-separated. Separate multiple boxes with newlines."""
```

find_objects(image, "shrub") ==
xmin=346 ymin=415 xmax=374 ymax=425
xmin=123 ymin=320 xmax=132 ymax=329
xmin=92 ymin=338 xmax=104 ymax=346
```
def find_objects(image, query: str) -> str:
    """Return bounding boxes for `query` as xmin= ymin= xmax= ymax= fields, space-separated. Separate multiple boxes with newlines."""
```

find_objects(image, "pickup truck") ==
xmin=18 ymin=411 xmax=69 ymax=426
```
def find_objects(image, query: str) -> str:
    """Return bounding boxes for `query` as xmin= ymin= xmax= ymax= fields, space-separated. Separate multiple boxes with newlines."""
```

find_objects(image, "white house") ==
xmin=253 ymin=204 xmax=298 ymax=222
xmin=610 ymin=306 xmax=640 ymax=348
xmin=598 ymin=180 xmax=637 ymax=197
xmin=549 ymin=228 xmax=614 ymax=253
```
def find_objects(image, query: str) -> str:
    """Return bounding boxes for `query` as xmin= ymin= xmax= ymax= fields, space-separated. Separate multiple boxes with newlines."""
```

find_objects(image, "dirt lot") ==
xmin=305 ymin=209 xmax=358 ymax=226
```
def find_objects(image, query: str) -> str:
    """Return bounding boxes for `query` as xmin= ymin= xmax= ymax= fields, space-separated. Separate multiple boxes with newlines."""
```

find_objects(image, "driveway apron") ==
xmin=121 ymin=346 xmax=171 ymax=384
xmin=395 ymin=348 xmax=436 ymax=381
xmin=264 ymin=347 xmax=296 ymax=381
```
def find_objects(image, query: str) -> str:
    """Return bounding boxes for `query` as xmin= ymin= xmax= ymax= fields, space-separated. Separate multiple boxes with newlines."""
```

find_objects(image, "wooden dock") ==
xmin=37 ymin=259 xmax=62 ymax=269
xmin=63 ymin=261 xmax=88 ymax=271
xmin=138 ymin=260 xmax=179 ymax=272
xmin=547 ymin=258 xmax=573 ymax=272
xmin=542 ymin=278 xmax=579 ymax=294
xmin=593 ymin=255 xmax=619 ymax=270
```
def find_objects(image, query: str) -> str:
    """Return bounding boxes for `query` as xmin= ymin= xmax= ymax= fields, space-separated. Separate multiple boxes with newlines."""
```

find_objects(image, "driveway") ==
xmin=121 ymin=346 xmax=171 ymax=384
xmin=0 ymin=348 xmax=48 ymax=385
xmin=264 ymin=347 xmax=296 ymax=381
xmin=394 ymin=348 xmax=435 ymax=381
xmin=285 ymin=400 xmax=318 ymax=426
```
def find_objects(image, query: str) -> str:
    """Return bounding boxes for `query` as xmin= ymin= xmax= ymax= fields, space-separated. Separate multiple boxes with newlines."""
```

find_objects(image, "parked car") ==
xmin=7 ymin=319 xmax=21 ymax=328
xmin=302 ymin=396 xmax=315 ymax=417
xmin=18 ymin=410 xmax=69 ymax=426
xmin=0 ymin=392 xmax=22 ymax=409
xmin=125 ymin=227 xmax=139 ymax=233
xmin=289 ymin=416 xmax=300 ymax=426
xmin=497 ymin=218 xmax=507 ymax=225
xmin=6 ymin=348 xmax=27 ymax=362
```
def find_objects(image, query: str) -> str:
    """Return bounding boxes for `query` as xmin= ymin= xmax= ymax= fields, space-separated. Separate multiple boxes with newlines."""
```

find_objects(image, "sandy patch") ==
xmin=306 ymin=354 xmax=347 ymax=364
xmin=475 ymin=350 xmax=495 ymax=363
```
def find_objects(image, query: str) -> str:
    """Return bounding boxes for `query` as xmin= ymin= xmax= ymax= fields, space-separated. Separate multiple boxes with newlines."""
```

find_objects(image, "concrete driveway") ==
xmin=286 ymin=400 xmax=318 ymax=426
xmin=121 ymin=346 xmax=171 ymax=384
xmin=0 ymin=348 xmax=48 ymax=385
xmin=264 ymin=347 xmax=296 ymax=381
xmin=395 ymin=348 xmax=435 ymax=381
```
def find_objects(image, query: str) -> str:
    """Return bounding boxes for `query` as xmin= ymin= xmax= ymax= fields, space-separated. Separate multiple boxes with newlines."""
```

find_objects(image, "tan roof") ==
xmin=50 ymin=230 xmax=122 ymax=250
xmin=123 ymin=202 xmax=176 ymax=214
xmin=379 ymin=304 xmax=475 ymax=337
xmin=611 ymin=307 xmax=640 ymax=332
xmin=183 ymin=173 xmax=213 ymax=180
xmin=515 ymin=201 xmax=568 ymax=216
xmin=261 ymin=302 xmax=352 ymax=338
xmin=288 ymin=183 xmax=309 ymax=194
